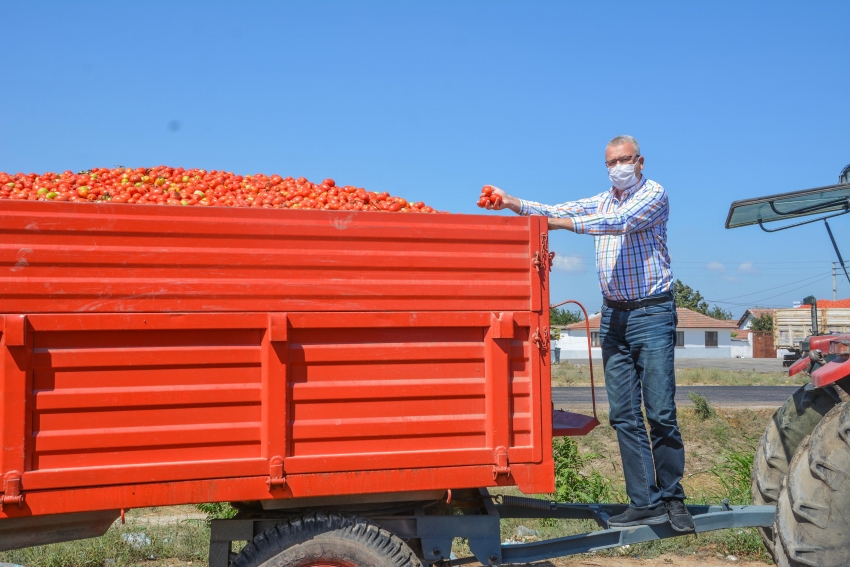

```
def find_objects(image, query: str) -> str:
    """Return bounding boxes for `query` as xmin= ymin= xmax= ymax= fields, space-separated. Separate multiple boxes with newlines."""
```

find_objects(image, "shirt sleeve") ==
xmin=519 ymin=193 xmax=604 ymax=218
xmin=572 ymin=182 xmax=667 ymax=235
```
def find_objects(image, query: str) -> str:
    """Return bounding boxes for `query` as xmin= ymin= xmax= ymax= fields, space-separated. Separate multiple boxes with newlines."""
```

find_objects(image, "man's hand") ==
xmin=479 ymin=185 xmax=522 ymax=213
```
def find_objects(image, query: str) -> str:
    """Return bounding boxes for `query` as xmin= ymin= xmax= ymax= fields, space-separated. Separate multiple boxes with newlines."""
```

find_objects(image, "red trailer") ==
xmin=1 ymin=200 xmax=772 ymax=565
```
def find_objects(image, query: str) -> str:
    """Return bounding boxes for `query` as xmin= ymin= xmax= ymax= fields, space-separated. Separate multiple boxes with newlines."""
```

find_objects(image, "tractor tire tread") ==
xmin=751 ymin=384 xmax=838 ymax=559
xmin=775 ymin=402 xmax=850 ymax=567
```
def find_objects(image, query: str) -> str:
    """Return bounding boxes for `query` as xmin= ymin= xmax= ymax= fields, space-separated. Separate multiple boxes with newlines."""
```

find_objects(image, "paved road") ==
xmin=561 ymin=357 xmax=786 ymax=373
xmin=553 ymin=385 xmax=799 ymax=409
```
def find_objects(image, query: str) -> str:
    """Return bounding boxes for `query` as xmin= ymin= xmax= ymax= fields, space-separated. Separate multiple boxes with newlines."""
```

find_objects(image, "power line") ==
xmin=709 ymin=275 xmax=833 ymax=307
xmin=706 ymin=272 xmax=833 ymax=302
xmin=673 ymin=259 xmax=850 ymax=266
xmin=674 ymin=260 xmax=848 ymax=265
xmin=674 ymin=271 xmax=833 ymax=275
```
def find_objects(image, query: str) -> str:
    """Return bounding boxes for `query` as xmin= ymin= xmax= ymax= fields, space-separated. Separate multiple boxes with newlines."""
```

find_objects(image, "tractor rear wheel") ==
xmin=231 ymin=512 xmax=422 ymax=567
xmin=775 ymin=402 xmax=850 ymax=567
xmin=751 ymin=385 xmax=840 ymax=559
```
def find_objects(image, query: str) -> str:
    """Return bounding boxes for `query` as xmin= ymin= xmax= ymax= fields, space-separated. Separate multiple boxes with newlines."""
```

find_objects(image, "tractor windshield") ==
xmin=726 ymin=182 xmax=850 ymax=229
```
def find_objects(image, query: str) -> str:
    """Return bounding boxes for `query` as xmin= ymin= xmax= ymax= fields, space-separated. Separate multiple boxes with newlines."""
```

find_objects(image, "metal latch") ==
xmin=532 ymin=327 xmax=549 ymax=352
xmin=1 ymin=471 xmax=24 ymax=509
xmin=532 ymin=234 xmax=555 ymax=272
xmin=531 ymin=251 xmax=542 ymax=270
xmin=266 ymin=456 xmax=286 ymax=489
xmin=493 ymin=446 xmax=511 ymax=479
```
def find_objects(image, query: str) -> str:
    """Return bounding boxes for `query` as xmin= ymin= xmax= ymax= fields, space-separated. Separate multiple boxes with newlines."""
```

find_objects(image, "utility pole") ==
xmin=835 ymin=262 xmax=838 ymax=301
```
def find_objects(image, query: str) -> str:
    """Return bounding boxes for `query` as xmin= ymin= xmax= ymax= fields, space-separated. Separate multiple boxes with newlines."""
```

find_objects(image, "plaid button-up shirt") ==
xmin=519 ymin=178 xmax=673 ymax=302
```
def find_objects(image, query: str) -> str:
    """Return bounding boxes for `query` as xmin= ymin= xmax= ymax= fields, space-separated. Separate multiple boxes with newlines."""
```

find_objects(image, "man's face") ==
xmin=605 ymin=142 xmax=644 ymax=179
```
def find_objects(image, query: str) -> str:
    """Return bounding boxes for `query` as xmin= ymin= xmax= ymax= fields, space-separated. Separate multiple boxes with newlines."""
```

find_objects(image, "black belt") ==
xmin=603 ymin=292 xmax=673 ymax=311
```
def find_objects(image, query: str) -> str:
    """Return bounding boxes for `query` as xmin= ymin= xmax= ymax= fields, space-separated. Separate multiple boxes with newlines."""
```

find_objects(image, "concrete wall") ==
xmin=555 ymin=333 xmax=601 ymax=359
xmin=675 ymin=328 xmax=733 ymax=358
xmin=559 ymin=328 xmax=735 ymax=358
xmin=731 ymin=339 xmax=752 ymax=358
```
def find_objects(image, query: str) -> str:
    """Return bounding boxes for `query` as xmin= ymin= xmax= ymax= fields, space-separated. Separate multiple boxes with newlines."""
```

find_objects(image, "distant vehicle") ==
xmin=772 ymin=305 xmax=850 ymax=359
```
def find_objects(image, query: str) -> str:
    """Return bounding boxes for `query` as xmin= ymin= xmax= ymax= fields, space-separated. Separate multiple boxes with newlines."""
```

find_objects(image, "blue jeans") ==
xmin=600 ymin=298 xmax=686 ymax=508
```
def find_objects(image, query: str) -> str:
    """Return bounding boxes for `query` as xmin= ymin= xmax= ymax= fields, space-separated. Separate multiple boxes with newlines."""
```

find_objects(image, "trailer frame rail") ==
xmin=209 ymin=490 xmax=775 ymax=566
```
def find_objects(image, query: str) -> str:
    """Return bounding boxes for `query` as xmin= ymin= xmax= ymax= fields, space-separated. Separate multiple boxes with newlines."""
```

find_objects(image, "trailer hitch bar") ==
xmin=448 ymin=502 xmax=776 ymax=565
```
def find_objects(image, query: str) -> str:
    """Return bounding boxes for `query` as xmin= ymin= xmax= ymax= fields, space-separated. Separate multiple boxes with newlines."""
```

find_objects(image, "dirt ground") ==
xmin=130 ymin=555 xmax=764 ymax=567
xmin=125 ymin=506 xmax=206 ymax=525
xmin=529 ymin=555 xmax=766 ymax=566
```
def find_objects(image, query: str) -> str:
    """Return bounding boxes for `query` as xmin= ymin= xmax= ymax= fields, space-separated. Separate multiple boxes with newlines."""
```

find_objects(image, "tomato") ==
xmin=0 ymin=167 xmax=440 ymax=213
xmin=482 ymin=186 xmax=493 ymax=197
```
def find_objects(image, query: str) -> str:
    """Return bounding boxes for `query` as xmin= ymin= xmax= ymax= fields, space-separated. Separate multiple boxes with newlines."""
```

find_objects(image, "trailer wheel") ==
xmin=231 ymin=512 xmax=422 ymax=567
xmin=751 ymin=385 xmax=839 ymax=559
xmin=775 ymin=402 xmax=850 ymax=567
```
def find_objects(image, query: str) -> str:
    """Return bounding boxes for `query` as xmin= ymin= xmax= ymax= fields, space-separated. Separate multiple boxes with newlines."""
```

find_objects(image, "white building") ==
xmin=730 ymin=330 xmax=751 ymax=358
xmin=557 ymin=307 xmax=738 ymax=359
xmin=731 ymin=308 xmax=775 ymax=359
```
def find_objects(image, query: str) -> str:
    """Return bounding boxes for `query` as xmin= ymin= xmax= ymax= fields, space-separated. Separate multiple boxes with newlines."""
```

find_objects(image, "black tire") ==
xmin=231 ymin=512 xmax=422 ymax=567
xmin=751 ymin=385 xmax=839 ymax=559
xmin=775 ymin=403 xmax=850 ymax=567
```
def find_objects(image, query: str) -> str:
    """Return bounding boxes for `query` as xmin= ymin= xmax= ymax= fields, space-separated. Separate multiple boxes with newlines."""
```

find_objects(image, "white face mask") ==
xmin=608 ymin=162 xmax=639 ymax=190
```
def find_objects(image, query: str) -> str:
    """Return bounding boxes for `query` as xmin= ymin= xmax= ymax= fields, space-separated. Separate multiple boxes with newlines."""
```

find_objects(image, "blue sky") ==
xmin=2 ymin=1 xmax=849 ymax=317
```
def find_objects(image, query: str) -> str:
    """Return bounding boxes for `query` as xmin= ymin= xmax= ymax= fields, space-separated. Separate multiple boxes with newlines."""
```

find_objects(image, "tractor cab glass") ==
xmin=726 ymin=181 xmax=850 ymax=230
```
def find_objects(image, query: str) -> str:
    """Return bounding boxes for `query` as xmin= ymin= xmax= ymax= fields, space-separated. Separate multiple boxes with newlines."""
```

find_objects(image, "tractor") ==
xmin=726 ymin=163 xmax=850 ymax=566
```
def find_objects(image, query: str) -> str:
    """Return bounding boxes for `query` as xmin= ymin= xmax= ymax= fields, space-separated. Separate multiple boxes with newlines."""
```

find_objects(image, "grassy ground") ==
xmin=1 ymin=407 xmax=774 ymax=567
xmin=552 ymin=363 xmax=804 ymax=387
xmin=0 ymin=511 xmax=209 ymax=567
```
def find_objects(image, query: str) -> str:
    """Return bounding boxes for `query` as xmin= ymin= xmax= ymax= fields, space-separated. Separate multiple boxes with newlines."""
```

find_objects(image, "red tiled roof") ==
xmin=731 ymin=330 xmax=750 ymax=341
xmin=796 ymin=299 xmax=850 ymax=308
xmin=565 ymin=315 xmax=600 ymax=330
xmin=677 ymin=309 xmax=738 ymax=328
xmin=564 ymin=308 xmax=736 ymax=330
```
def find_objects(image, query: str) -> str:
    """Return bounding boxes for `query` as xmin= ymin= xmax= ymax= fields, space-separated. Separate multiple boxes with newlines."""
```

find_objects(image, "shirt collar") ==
xmin=610 ymin=177 xmax=646 ymax=201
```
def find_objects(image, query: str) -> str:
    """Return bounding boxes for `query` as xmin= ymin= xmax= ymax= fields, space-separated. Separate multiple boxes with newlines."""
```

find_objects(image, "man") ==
xmin=550 ymin=326 xmax=561 ymax=364
xmin=482 ymin=135 xmax=693 ymax=532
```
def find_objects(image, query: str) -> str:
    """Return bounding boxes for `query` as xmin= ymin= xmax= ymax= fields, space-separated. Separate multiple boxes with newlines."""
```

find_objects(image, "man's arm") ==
xmin=547 ymin=217 xmax=575 ymax=231
xmin=483 ymin=186 xmax=601 ymax=218
xmin=571 ymin=183 xmax=667 ymax=235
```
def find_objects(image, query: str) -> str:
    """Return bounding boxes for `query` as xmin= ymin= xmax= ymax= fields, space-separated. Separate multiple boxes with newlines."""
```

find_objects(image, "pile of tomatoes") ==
xmin=0 ymin=167 xmax=440 ymax=213
xmin=477 ymin=185 xmax=502 ymax=208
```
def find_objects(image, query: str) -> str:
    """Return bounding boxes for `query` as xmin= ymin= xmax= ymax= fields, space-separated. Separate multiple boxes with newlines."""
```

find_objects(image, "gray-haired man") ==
xmin=482 ymin=135 xmax=693 ymax=532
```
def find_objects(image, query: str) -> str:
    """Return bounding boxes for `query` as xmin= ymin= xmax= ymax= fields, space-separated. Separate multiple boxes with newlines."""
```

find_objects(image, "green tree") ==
xmin=550 ymin=307 xmax=583 ymax=326
xmin=706 ymin=305 xmax=734 ymax=321
xmin=673 ymin=279 xmax=709 ymax=313
xmin=749 ymin=312 xmax=774 ymax=332
xmin=673 ymin=279 xmax=733 ymax=320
